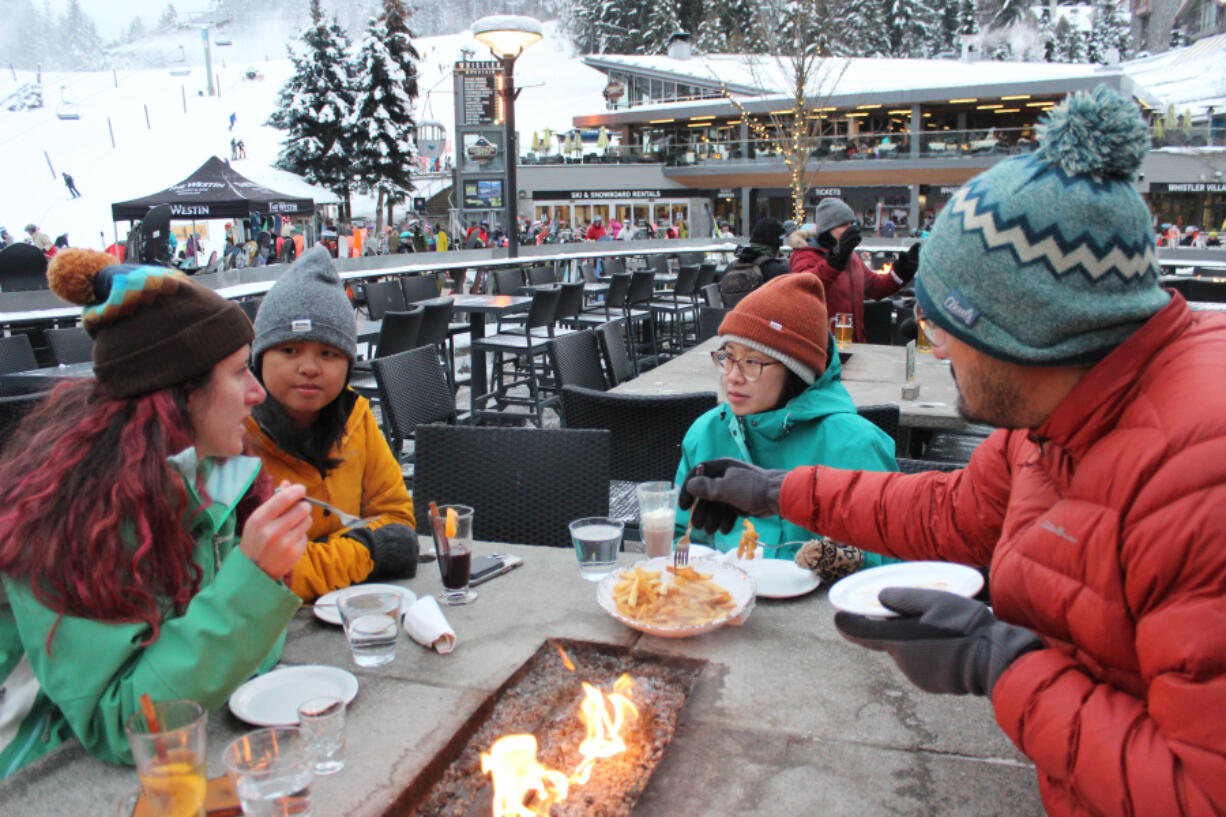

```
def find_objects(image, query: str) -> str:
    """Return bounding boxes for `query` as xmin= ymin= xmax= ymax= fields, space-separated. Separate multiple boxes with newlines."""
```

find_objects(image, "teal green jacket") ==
xmin=0 ymin=450 xmax=301 ymax=778
xmin=673 ymin=347 xmax=900 ymax=559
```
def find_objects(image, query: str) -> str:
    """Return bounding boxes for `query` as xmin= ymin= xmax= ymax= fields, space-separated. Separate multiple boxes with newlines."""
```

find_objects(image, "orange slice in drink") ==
xmin=445 ymin=507 xmax=457 ymax=538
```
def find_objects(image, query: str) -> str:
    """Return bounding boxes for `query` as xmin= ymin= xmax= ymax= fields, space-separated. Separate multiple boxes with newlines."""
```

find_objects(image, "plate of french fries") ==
xmin=597 ymin=557 xmax=756 ymax=637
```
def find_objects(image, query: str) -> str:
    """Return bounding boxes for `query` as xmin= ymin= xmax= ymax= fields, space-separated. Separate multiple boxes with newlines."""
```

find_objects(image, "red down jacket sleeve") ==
xmin=777 ymin=428 xmax=1014 ymax=567
xmin=788 ymin=246 xmax=839 ymax=292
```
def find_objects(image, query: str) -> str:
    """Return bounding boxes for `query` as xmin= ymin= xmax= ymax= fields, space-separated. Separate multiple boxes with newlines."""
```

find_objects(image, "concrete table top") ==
xmin=613 ymin=337 xmax=967 ymax=432
xmin=0 ymin=544 xmax=1040 ymax=817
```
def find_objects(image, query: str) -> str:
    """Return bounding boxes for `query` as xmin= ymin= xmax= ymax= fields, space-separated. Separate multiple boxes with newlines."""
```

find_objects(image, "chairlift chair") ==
xmin=214 ymin=35 xmax=233 ymax=46
xmin=55 ymin=86 xmax=79 ymax=120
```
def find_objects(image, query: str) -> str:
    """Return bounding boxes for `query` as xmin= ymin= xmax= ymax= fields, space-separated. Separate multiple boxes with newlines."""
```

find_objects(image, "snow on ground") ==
xmin=0 ymin=19 xmax=603 ymax=252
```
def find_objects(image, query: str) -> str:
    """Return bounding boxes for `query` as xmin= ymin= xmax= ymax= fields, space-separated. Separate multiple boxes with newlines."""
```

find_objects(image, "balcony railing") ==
xmin=518 ymin=125 xmax=1225 ymax=169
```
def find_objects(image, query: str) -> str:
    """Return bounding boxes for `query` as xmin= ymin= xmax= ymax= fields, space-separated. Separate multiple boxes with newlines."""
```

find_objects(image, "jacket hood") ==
xmin=737 ymin=243 xmax=778 ymax=261
xmin=724 ymin=340 xmax=853 ymax=441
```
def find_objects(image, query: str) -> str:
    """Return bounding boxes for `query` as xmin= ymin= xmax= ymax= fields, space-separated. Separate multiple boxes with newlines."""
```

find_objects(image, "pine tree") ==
xmin=724 ymin=0 xmax=764 ymax=52
xmin=960 ymin=0 xmax=979 ymax=34
xmin=1051 ymin=16 xmax=1085 ymax=62
xmin=348 ymin=0 xmax=421 ymax=232
xmin=932 ymin=0 xmax=963 ymax=55
xmin=832 ymin=0 xmax=891 ymax=56
xmin=126 ymin=16 xmax=146 ymax=44
xmin=267 ymin=0 xmax=357 ymax=216
xmin=694 ymin=1 xmax=730 ymax=53
xmin=882 ymin=0 xmax=938 ymax=55
xmin=645 ymin=1 xmax=684 ymax=53
xmin=989 ymin=0 xmax=1027 ymax=27
xmin=157 ymin=3 xmax=178 ymax=31
xmin=1087 ymin=0 xmax=1130 ymax=63
xmin=59 ymin=0 xmax=105 ymax=70
xmin=1169 ymin=26 xmax=1187 ymax=48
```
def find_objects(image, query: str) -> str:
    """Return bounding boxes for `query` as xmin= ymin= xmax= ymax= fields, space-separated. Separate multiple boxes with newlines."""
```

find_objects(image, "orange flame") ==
xmin=555 ymin=644 xmax=576 ymax=672
xmin=482 ymin=675 xmax=638 ymax=816
xmin=480 ymin=735 xmax=568 ymax=817
xmin=878 ymin=262 xmax=894 ymax=276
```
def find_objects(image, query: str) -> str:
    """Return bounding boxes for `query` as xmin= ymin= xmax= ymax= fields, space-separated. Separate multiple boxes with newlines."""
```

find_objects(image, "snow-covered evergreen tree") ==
xmin=724 ymin=0 xmax=765 ymax=52
xmin=1086 ymin=0 xmax=1130 ymax=63
xmin=882 ymin=0 xmax=938 ymax=55
xmin=826 ymin=0 xmax=891 ymax=56
xmin=960 ymin=0 xmax=980 ymax=34
xmin=1051 ymin=16 xmax=1086 ymax=61
xmin=645 ymin=1 xmax=685 ymax=53
xmin=932 ymin=0 xmax=963 ymax=55
xmin=58 ymin=0 xmax=105 ymax=70
xmin=695 ymin=1 xmax=731 ymax=53
xmin=1169 ymin=26 xmax=1187 ymax=48
xmin=348 ymin=0 xmax=421 ymax=231
xmin=125 ymin=17 xmax=146 ymax=44
xmin=267 ymin=0 xmax=357 ymax=216
xmin=988 ymin=0 xmax=1027 ymax=27
xmin=157 ymin=3 xmax=178 ymax=31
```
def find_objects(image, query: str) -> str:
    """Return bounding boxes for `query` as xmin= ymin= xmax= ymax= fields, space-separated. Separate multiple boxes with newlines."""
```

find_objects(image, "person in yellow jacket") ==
xmin=435 ymin=225 xmax=449 ymax=252
xmin=245 ymin=246 xmax=419 ymax=602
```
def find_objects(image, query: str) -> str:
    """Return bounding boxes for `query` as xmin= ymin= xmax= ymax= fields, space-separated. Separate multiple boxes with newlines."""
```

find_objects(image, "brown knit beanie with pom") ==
xmin=718 ymin=274 xmax=829 ymax=383
xmin=47 ymin=249 xmax=253 ymax=398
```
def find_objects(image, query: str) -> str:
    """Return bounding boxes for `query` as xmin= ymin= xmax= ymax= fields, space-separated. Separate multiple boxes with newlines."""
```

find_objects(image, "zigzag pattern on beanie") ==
xmin=946 ymin=180 xmax=1158 ymax=283
xmin=83 ymin=266 xmax=185 ymax=330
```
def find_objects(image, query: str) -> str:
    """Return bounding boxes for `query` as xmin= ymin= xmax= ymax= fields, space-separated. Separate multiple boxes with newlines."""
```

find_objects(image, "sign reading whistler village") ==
xmin=455 ymin=61 xmax=501 ymax=127
xmin=1148 ymin=182 xmax=1226 ymax=193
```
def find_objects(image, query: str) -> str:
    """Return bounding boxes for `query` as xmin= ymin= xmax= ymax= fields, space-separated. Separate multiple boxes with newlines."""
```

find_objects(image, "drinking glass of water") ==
xmin=296 ymin=696 xmax=346 ymax=776
xmin=338 ymin=590 xmax=402 ymax=667
xmin=569 ymin=517 xmax=624 ymax=581
xmin=223 ymin=727 xmax=312 ymax=817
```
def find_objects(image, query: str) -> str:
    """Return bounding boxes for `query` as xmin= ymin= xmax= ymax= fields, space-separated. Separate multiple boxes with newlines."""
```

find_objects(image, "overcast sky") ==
xmin=62 ymin=0 xmax=215 ymax=40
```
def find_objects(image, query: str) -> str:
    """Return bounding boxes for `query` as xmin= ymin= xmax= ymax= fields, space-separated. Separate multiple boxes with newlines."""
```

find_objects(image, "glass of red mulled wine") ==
xmin=429 ymin=504 xmax=478 ymax=606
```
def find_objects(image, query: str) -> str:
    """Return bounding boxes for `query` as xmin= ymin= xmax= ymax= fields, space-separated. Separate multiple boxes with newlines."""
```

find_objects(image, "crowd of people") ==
xmin=0 ymin=87 xmax=1223 ymax=817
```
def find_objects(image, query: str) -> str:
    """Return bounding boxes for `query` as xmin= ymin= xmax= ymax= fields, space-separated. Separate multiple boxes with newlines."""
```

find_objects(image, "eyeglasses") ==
xmin=710 ymin=349 xmax=782 ymax=381
xmin=915 ymin=307 xmax=949 ymax=350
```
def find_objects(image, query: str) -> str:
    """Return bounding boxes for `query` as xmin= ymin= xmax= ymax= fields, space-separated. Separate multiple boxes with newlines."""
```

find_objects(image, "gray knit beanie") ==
xmin=253 ymin=245 xmax=356 ymax=363
xmin=813 ymin=198 xmax=855 ymax=236
xmin=916 ymin=85 xmax=1168 ymax=365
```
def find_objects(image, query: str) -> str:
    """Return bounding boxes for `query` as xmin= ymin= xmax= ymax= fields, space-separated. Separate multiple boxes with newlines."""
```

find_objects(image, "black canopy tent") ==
xmin=110 ymin=156 xmax=316 ymax=221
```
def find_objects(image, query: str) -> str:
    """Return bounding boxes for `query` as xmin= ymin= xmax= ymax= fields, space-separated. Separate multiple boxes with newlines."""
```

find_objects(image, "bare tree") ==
xmin=709 ymin=0 xmax=851 ymax=224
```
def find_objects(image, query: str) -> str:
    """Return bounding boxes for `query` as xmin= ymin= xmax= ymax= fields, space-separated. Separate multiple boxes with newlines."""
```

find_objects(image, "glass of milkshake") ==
xmin=636 ymin=482 xmax=680 ymax=559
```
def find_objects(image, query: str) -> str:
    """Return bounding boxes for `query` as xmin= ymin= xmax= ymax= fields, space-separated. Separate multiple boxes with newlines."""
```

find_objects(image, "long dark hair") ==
xmin=774 ymin=370 xmax=809 ymax=410
xmin=250 ymin=354 xmax=354 ymax=477
xmin=0 ymin=379 xmax=269 ymax=649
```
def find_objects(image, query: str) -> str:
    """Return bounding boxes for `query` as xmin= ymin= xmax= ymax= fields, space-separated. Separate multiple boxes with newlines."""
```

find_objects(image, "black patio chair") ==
xmin=362 ymin=280 xmax=406 ymax=319
xmin=401 ymin=274 xmax=441 ymax=304
xmin=415 ymin=298 xmax=458 ymax=392
xmin=697 ymin=307 xmax=727 ymax=343
xmin=595 ymin=319 xmax=635 ymax=387
xmin=625 ymin=270 xmax=661 ymax=371
xmin=650 ymin=264 xmax=701 ymax=353
xmin=695 ymin=263 xmax=717 ymax=292
xmin=491 ymin=267 xmax=526 ymax=295
xmin=413 ymin=425 xmax=611 ymax=547
xmin=0 ymin=334 xmax=37 ymax=375
xmin=371 ymin=345 xmax=459 ymax=468
xmin=44 ymin=326 xmax=93 ymax=365
xmin=700 ymin=283 xmax=722 ymax=308
xmin=548 ymin=329 xmax=608 ymax=394
xmin=856 ymin=403 xmax=901 ymax=456
xmin=238 ymin=297 xmax=263 ymax=323
xmin=603 ymin=257 xmax=625 ymax=276
xmin=527 ymin=266 xmax=556 ymax=286
xmin=559 ymin=385 xmax=717 ymax=524
xmin=469 ymin=287 xmax=560 ymax=426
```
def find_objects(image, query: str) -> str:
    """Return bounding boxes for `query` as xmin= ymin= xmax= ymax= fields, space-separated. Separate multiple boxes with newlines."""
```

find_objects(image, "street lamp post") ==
xmin=472 ymin=15 xmax=542 ymax=258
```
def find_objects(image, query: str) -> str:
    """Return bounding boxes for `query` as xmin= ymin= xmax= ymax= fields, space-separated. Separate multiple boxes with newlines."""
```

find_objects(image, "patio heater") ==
xmin=472 ymin=15 xmax=542 ymax=258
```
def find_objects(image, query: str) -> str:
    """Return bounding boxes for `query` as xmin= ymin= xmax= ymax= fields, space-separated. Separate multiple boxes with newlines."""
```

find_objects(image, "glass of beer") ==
xmin=636 ymin=482 xmax=679 ymax=559
xmin=833 ymin=313 xmax=854 ymax=348
xmin=124 ymin=700 xmax=207 ymax=817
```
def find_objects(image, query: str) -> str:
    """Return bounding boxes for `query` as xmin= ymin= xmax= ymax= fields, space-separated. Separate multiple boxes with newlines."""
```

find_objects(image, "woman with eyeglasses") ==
xmin=672 ymin=275 xmax=899 ymax=579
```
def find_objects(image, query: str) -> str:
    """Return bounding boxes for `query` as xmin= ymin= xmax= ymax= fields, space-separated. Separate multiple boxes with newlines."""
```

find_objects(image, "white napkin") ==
xmin=400 ymin=595 xmax=457 ymax=654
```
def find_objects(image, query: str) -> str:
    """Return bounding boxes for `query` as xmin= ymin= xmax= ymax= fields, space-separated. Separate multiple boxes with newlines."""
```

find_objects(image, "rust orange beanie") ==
xmin=718 ymin=274 xmax=828 ymax=383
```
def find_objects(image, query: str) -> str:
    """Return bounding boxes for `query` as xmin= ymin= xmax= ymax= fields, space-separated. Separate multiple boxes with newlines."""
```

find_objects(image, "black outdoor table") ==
xmin=444 ymin=294 xmax=532 ymax=406
xmin=0 ymin=361 xmax=94 ymax=395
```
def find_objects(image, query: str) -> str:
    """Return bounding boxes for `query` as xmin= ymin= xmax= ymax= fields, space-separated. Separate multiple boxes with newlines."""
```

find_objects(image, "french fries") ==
xmin=736 ymin=519 xmax=759 ymax=560
xmin=611 ymin=565 xmax=736 ymax=628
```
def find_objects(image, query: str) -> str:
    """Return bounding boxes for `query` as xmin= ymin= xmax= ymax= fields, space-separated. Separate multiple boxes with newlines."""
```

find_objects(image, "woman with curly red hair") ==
xmin=0 ymin=249 xmax=311 ymax=777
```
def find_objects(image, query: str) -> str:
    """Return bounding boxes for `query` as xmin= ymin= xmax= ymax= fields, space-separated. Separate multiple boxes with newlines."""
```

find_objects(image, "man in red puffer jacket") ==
xmin=787 ymin=198 xmax=916 ymax=343
xmin=678 ymin=86 xmax=1226 ymax=817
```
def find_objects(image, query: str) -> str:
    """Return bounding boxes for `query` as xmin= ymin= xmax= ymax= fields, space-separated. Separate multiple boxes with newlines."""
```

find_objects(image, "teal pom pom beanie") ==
xmin=915 ymin=85 xmax=1169 ymax=365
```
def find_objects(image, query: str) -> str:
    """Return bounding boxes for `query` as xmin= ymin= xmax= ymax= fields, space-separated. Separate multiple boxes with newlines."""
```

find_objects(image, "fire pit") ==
xmin=391 ymin=639 xmax=706 ymax=817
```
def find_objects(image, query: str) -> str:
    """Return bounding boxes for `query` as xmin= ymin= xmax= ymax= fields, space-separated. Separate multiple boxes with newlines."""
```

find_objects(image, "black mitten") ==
xmin=349 ymin=524 xmax=419 ymax=580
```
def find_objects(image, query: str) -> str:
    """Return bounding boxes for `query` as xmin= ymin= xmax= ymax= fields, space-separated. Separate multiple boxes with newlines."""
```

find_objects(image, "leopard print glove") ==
xmin=794 ymin=537 xmax=864 ymax=582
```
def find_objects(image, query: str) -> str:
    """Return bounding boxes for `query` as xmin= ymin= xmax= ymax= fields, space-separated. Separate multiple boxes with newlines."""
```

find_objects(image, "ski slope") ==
xmin=0 ymin=19 xmax=604 ymax=253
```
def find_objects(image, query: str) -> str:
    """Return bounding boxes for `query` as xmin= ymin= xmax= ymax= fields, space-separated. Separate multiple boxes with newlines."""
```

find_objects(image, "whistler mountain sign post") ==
xmin=453 ymin=60 xmax=509 ymax=239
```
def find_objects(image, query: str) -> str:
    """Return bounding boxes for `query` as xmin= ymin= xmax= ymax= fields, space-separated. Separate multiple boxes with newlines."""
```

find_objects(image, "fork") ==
xmin=673 ymin=523 xmax=692 ymax=569
xmin=299 ymin=495 xmax=376 ymax=532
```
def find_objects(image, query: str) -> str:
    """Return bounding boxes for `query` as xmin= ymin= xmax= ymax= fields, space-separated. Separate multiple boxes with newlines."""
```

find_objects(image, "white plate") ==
xmin=313 ymin=584 xmax=417 ymax=625
xmin=736 ymin=558 xmax=821 ymax=599
xmin=228 ymin=665 xmax=359 ymax=727
xmin=596 ymin=556 xmax=756 ymax=638
xmin=827 ymin=561 xmax=984 ymax=617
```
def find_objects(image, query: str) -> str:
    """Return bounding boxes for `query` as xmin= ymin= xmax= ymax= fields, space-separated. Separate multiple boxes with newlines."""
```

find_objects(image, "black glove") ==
xmin=348 ymin=524 xmax=419 ymax=580
xmin=678 ymin=458 xmax=788 ymax=535
xmin=835 ymin=588 xmax=1041 ymax=698
xmin=892 ymin=242 xmax=921 ymax=283
xmin=826 ymin=225 xmax=862 ymax=271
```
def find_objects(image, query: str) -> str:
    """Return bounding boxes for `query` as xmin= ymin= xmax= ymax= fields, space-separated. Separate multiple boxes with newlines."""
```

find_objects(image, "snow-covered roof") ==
xmin=1120 ymin=33 xmax=1226 ymax=117
xmin=239 ymin=164 xmax=340 ymax=205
